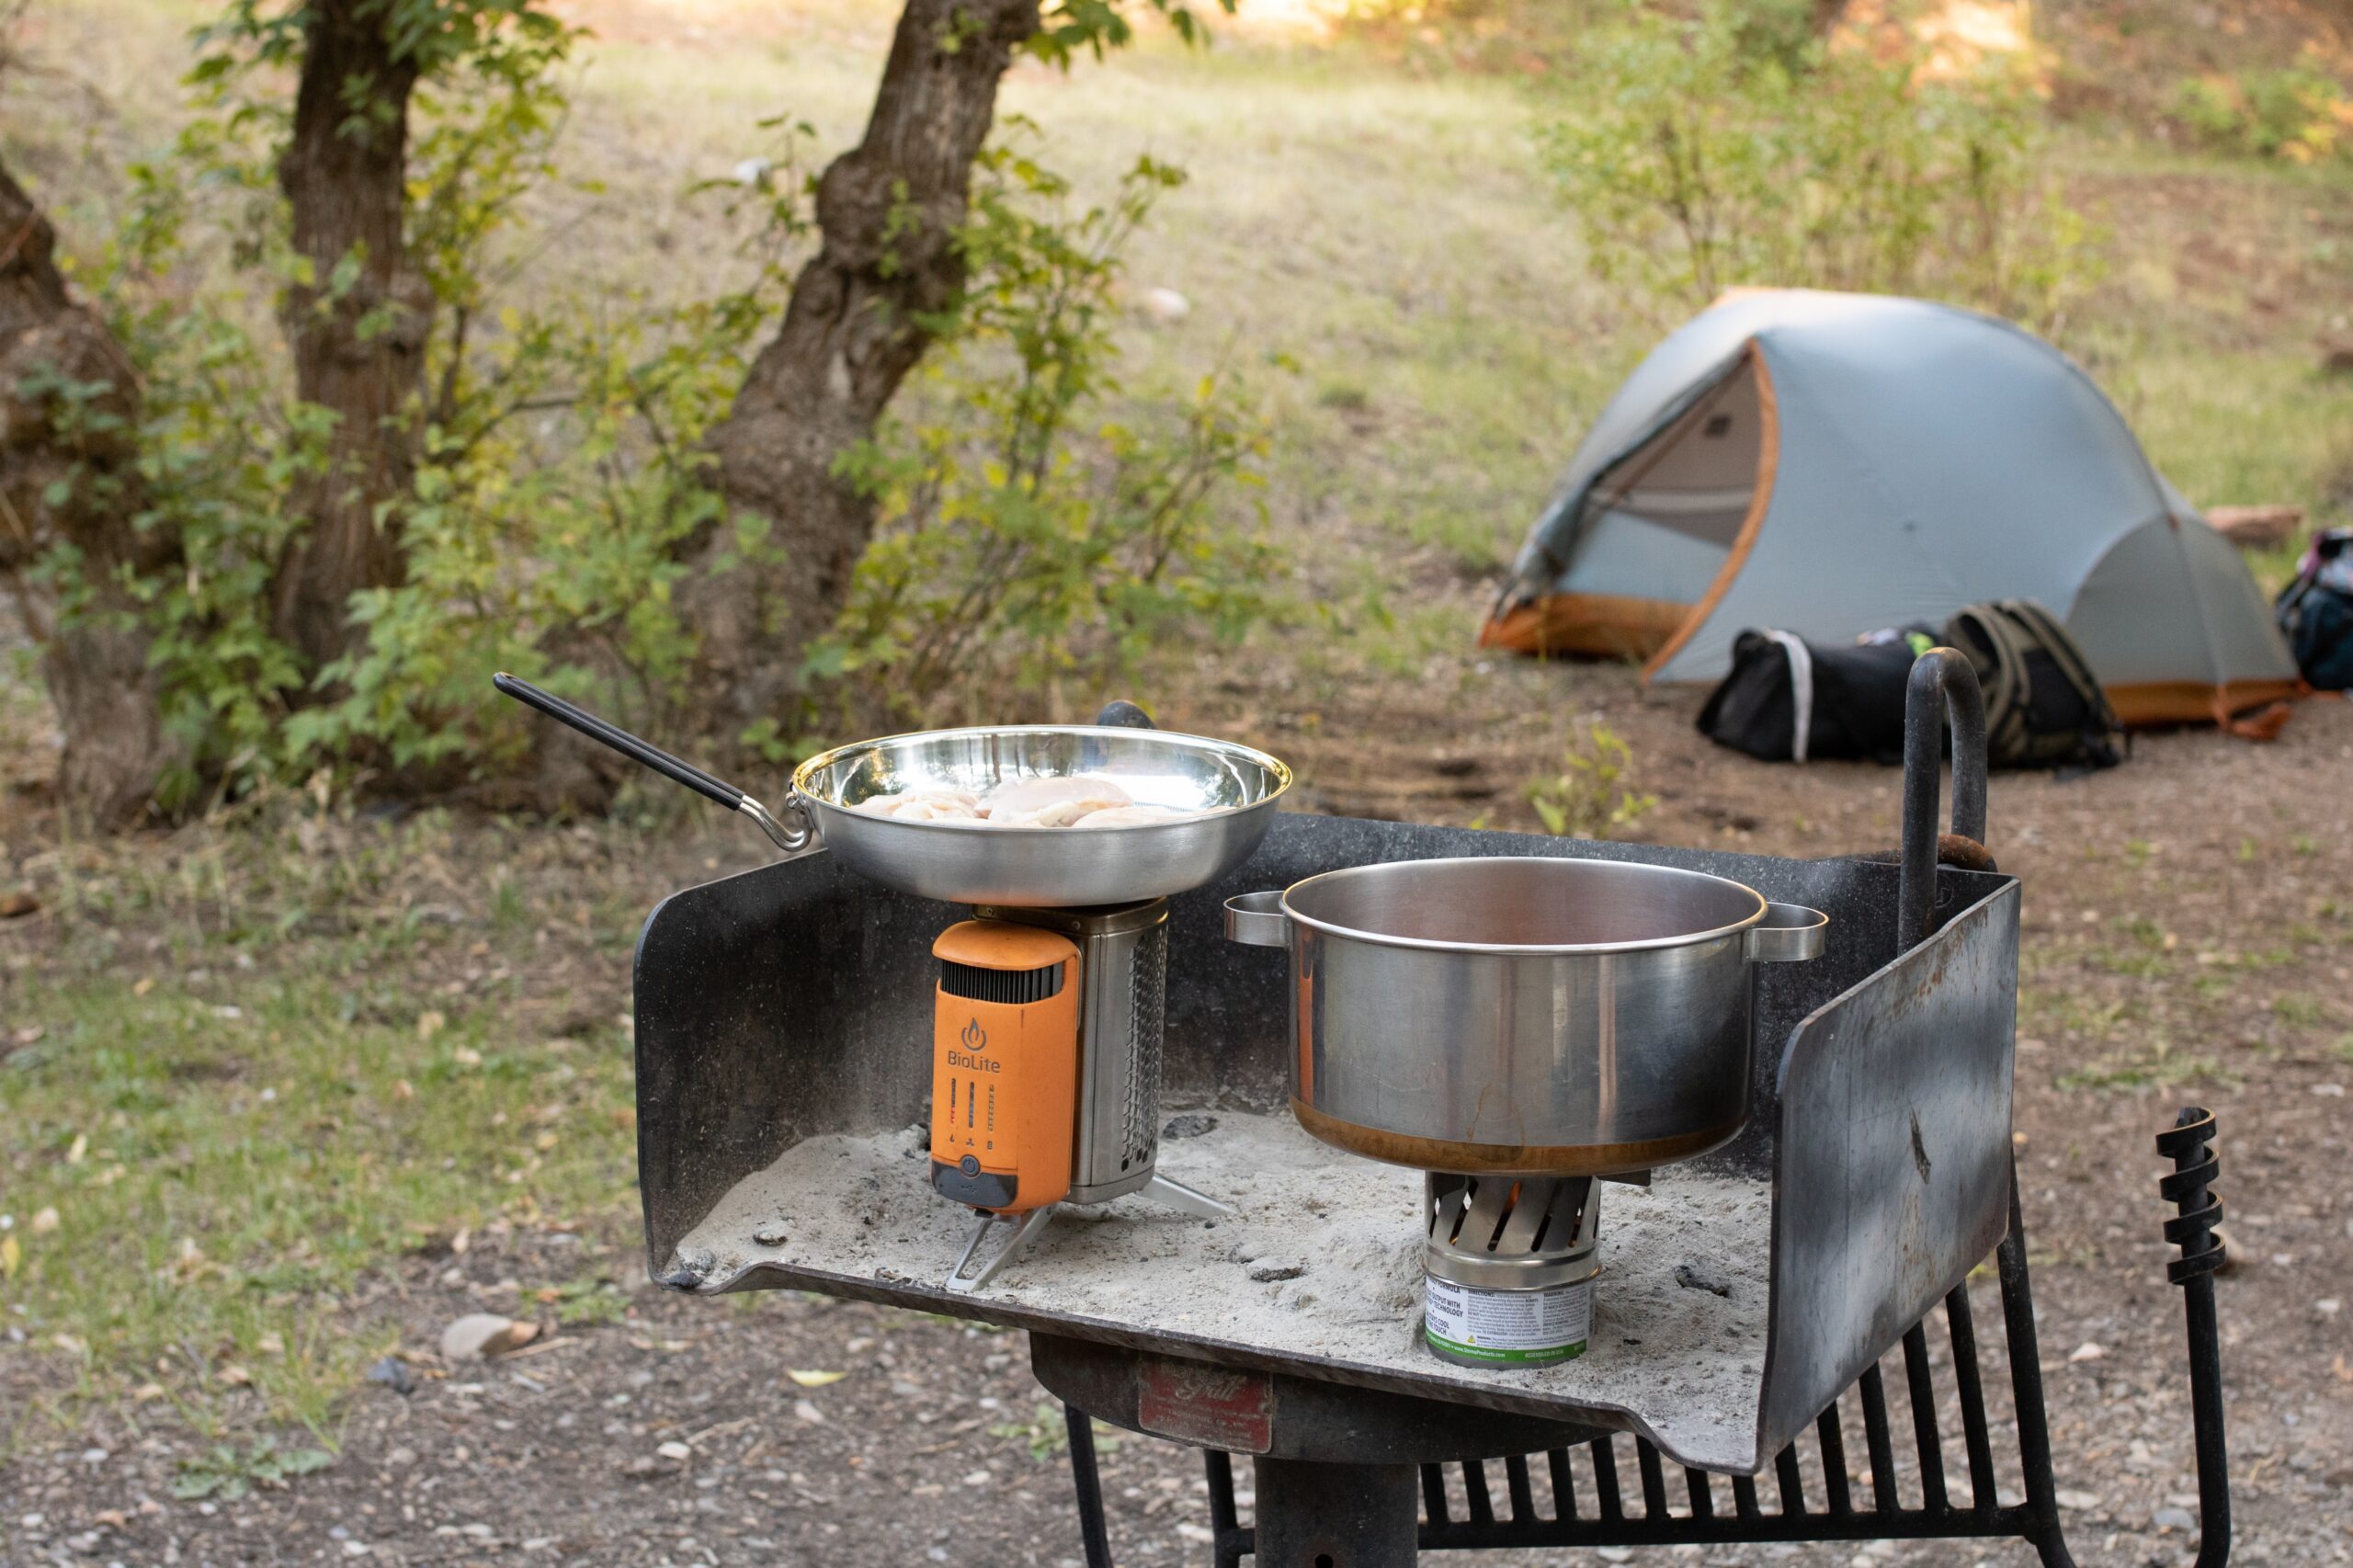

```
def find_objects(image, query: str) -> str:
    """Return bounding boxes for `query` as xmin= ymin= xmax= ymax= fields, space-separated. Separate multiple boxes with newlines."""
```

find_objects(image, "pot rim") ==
xmin=1277 ymin=855 xmax=1772 ymax=957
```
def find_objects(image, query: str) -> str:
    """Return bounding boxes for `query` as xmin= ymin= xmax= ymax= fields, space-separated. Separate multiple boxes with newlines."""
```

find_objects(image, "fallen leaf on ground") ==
xmin=0 ymin=890 xmax=38 ymax=919
xmin=786 ymin=1369 xmax=847 ymax=1388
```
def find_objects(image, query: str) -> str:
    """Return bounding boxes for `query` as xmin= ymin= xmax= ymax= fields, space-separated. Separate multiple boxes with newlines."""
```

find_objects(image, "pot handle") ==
xmin=1223 ymin=891 xmax=1290 ymax=948
xmin=1747 ymin=903 xmax=1828 ymax=962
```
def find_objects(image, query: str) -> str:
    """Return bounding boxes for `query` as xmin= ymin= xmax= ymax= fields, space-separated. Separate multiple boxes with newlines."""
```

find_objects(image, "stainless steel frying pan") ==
xmin=494 ymin=676 xmax=1291 ymax=907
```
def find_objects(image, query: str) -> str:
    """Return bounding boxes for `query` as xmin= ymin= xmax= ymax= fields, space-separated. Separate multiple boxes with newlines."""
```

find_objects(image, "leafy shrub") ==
xmin=66 ymin=37 xmax=785 ymax=801
xmin=46 ymin=16 xmax=1276 ymax=805
xmin=1525 ymin=721 xmax=1654 ymax=840
xmin=828 ymin=140 xmax=1280 ymax=727
xmin=2174 ymin=57 xmax=2350 ymax=165
xmin=1539 ymin=1 xmax=2101 ymax=335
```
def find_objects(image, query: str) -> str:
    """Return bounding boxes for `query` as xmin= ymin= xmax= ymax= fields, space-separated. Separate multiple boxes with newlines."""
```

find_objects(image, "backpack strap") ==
xmin=1950 ymin=605 xmax=2028 ymax=759
xmin=2001 ymin=599 xmax=2122 ymax=737
xmin=1761 ymin=631 xmax=1814 ymax=763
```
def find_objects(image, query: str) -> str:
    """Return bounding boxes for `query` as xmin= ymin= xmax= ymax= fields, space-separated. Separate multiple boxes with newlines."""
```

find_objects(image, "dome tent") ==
xmin=1480 ymin=290 xmax=2298 ymax=726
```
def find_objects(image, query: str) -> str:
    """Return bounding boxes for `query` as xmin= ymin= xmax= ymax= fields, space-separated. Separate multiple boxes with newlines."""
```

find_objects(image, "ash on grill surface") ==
xmin=674 ymin=1110 xmax=1772 ymax=1471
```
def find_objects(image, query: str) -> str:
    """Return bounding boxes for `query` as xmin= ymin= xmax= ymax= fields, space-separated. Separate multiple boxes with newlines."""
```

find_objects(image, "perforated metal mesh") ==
xmin=1122 ymin=919 xmax=1168 ymax=1170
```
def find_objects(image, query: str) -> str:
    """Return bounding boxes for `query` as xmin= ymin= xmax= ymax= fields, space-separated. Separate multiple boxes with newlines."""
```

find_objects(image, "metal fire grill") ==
xmin=630 ymin=660 xmax=2232 ymax=1566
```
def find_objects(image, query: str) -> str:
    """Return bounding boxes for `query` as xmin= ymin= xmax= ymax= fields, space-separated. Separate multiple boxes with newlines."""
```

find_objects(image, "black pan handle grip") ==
xmin=1093 ymin=699 xmax=1156 ymax=730
xmin=493 ymin=672 xmax=747 ymax=811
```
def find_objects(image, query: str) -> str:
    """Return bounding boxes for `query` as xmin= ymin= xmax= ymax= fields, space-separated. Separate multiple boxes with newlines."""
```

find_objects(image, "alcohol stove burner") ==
xmin=1423 ymin=1171 xmax=1630 ymax=1367
xmin=939 ymin=896 xmax=1231 ymax=1294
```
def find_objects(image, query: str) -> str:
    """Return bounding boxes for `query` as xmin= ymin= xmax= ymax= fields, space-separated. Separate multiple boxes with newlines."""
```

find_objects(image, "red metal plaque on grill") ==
xmin=1135 ymin=1357 xmax=1275 ymax=1453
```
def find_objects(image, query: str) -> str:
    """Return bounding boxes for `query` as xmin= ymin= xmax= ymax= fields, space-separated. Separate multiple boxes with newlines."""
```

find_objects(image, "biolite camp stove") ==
xmin=932 ymin=896 xmax=1231 ymax=1294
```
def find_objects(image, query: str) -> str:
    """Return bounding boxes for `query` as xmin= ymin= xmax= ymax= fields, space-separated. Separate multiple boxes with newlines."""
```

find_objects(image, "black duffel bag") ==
xmin=1697 ymin=626 xmax=1935 ymax=764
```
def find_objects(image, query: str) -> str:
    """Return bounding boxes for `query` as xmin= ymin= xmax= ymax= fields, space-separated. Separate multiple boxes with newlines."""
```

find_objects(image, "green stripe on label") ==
xmin=1426 ymin=1329 xmax=1587 ymax=1366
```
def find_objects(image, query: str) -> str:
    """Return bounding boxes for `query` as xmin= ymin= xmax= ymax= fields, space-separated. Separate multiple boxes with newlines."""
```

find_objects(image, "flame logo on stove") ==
xmin=961 ymin=1017 xmax=987 ymax=1052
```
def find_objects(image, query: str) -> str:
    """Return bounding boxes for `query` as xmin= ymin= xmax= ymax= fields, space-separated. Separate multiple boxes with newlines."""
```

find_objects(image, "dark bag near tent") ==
xmin=1697 ymin=627 xmax=1934 ymax=764
xmin=1941 ymin=600 xmax=2123 ymax=770
xmin=2274 ymin=528 xmax=2353 ymax=691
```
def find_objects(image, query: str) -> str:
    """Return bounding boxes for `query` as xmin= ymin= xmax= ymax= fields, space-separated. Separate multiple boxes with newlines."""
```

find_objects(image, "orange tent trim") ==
xmin=1477 ymin=592 xmax=1689 ymax=660
xmin=1640 ymin=347 xmax=1779 ymax=679
xmin=2104 ymin=679 xmax=2302 ymax=731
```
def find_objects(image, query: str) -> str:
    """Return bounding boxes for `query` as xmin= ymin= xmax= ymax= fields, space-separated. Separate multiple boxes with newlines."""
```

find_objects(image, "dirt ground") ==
xmin=5 ymin=655 xmax=2349 ymax=1567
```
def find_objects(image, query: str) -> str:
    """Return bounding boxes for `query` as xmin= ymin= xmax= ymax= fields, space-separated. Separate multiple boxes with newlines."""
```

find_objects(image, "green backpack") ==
xmin=1941 ymin=600 xmax=2124 ymax=770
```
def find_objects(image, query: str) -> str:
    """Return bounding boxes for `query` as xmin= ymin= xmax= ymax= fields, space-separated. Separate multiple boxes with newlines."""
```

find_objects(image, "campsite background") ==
xmin=3 ymin=0 xmax=2352 ymax=1562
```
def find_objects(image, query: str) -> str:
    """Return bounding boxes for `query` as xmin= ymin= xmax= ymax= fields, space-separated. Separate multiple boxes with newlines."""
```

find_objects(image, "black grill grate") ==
xmin=1061 ymin=1110 xmax=2233 ymax=1568
xmin=939 ymin=958 xmax=1065 ymax=1006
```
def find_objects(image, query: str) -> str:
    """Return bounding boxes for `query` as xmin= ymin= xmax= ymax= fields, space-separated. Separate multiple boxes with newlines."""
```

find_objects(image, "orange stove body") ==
xmin=928 ymin=921 xmax=1081 ymax=1214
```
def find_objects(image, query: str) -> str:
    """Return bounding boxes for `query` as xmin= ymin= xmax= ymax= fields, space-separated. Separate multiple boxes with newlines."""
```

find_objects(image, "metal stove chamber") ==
xmin=977 ymin=898 xmax=1169 ymax=1205
xmin=1423 ymin=1172 xmax=1601 ymax=1368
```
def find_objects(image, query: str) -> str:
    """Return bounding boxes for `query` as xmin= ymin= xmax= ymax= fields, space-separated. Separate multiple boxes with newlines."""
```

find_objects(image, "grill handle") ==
xmin=1898 ymin=650 xmax=1990 ymax=953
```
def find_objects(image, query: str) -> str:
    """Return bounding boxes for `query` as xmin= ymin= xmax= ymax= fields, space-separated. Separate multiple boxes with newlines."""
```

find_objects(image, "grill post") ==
xmin=1250 ymin=1458 xmax=1419 ymax=1568
xmin=1065 ymin=1403 xmax=1115 ymax=1568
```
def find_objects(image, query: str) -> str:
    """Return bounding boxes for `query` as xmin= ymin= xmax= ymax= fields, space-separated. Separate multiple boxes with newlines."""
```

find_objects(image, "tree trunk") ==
xmin=0 ymin=158 xmax=178 ymax=826
xmin=270 ymin=0 xmax=432 ymax=673
xmin=686 ymin=0 xmax=1041 ymax=738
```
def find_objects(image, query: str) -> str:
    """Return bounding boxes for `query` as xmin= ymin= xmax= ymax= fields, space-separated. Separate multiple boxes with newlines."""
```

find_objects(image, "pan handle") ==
xmin=494 ymin=672 xmax=745 ymax=807
xmin=491 ymin=673 xmax=811 ymax=856
xmin=1223 ymin=891 xmax=1290 ymax=948
xmin=1746 ymin=903 xmax=1828 ymax=962
xmin=1093 ymin=699 xmax=1155 ymax=730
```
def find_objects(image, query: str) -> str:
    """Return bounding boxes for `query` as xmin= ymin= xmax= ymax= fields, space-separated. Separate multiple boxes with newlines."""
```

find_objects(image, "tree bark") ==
xmin=270 ymin=0 xmax=433 ymax=673
xmin=0 ymin=158 xmax=178 ymax=826
xmin=686 ymin=0 xmax=1041 ymax=738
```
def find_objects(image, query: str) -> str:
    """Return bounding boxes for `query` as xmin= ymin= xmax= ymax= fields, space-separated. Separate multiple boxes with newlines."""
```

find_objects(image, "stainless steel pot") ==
xmin=1222 ymin=857 xmax=1827 ymax=1176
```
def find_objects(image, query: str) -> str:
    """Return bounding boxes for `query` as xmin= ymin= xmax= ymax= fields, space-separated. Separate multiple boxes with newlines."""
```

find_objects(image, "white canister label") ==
xmin=1425 ymin=1272 xmax=1591 ymax=1365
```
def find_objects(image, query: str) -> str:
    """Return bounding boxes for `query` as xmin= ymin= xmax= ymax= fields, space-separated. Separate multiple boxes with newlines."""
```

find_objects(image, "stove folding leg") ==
xmin=944 ymin=1204 xmax=1057 ymax=1295
xmin=1141 ymin=1172 xmax=1236 ymax=1220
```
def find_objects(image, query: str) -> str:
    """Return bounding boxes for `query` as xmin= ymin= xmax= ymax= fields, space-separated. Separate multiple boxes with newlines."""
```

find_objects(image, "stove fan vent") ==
xmin=938 ymin=958 xmax=1067 ymax=1006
